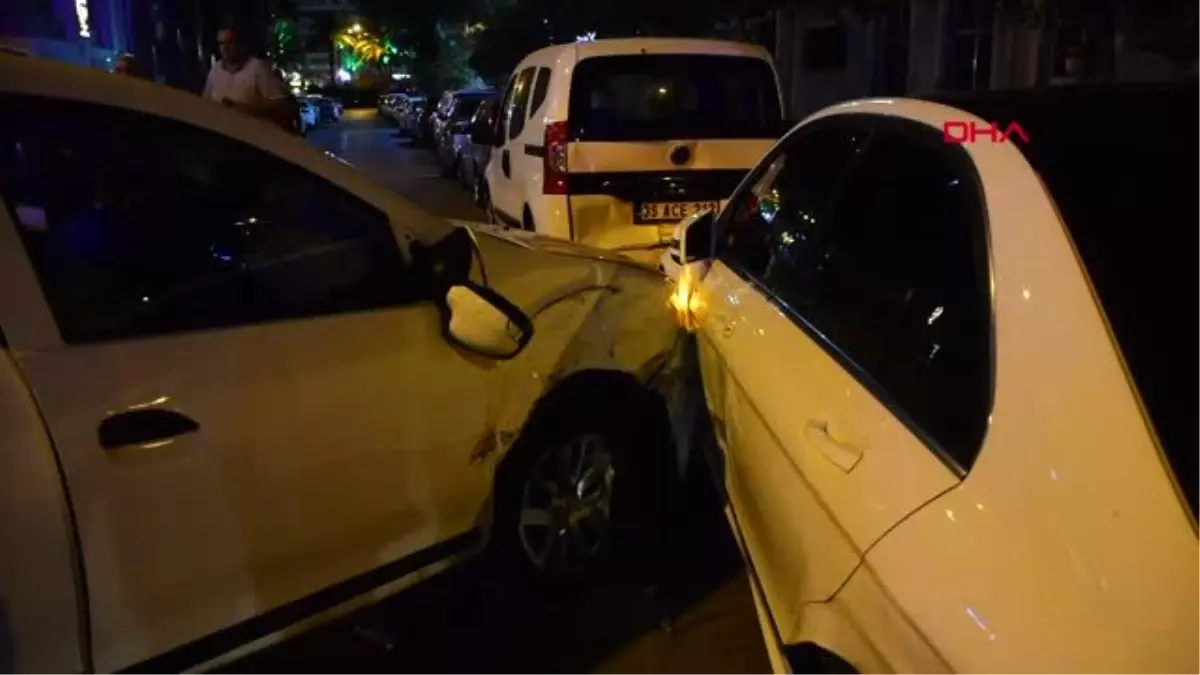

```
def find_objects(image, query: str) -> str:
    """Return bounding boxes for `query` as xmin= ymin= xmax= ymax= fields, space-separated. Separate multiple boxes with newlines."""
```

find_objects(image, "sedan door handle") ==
xmin=99 ymin=409 xmax=199 ymax=450
xmin=805 ymin=419 xmax=863 ymax=473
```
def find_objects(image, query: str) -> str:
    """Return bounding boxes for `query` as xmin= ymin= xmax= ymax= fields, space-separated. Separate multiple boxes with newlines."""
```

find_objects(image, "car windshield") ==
xmin=567 ymin=54 xmax=782 ymax=142
xmin=452 ymin=95 xmax=495 ymax=121
xmin=929 ymin=82 xmax=1199 ymax=519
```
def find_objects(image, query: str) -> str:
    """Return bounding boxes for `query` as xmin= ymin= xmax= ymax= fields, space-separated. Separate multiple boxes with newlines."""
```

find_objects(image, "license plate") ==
xmin=635 ymin=201 xmax=720 ymax=224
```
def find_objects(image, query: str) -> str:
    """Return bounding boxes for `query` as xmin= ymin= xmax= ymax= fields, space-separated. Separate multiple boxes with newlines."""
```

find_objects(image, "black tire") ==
xmin=489 ymin=385 xmax=675 ymax=596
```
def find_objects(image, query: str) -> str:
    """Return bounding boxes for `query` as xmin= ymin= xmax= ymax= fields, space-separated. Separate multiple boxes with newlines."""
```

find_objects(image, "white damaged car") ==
xmin=0 ymin=55 xmax=688 ymax=673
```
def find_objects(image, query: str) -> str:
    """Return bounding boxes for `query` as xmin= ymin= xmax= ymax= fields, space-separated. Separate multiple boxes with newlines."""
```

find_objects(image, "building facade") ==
xmin=773 ymin=0 xmax=1197 ymax=117
xmin=295 ymin=0 xmax=357 ymax=85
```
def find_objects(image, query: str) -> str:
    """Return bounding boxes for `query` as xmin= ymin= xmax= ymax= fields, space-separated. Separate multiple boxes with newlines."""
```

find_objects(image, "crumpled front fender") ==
xmin=483 ymin=262 xmax=693 ymax=472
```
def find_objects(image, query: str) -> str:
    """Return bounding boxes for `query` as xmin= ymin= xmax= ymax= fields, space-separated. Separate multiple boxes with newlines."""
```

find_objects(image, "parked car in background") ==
xmin=397 ymin=94 xmax=426 ymax=136
xmin=0 ymin=55 xmax=687 ymax=674
xmin=666 ymin=82 xmax=1198 ymax=674
xmin=412 ymin=104 xmax=436 ymax=146
xmin=476 ymin=38 xmax=785 ymax=265
xmin=305 ymin=94 xmax=343 ymax=123
xmin=298 ymin=98 xmax=320 ymax=133
xmin=378 ymin=93 xmax=403 ymax=121
xmin=434 ymin=89 xmax=499 ymax=178
xmin=461 ymin=97 xmax=501 ymax=208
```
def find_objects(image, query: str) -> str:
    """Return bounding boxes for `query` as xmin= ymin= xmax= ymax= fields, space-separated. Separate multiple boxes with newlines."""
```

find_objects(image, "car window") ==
xmin=719 ymin=117 xmax=992 ymax=472
xmin=528 ymin=67 xmax=551 ymax=120
xmin=568 ymin=54 xmax=781 ymax=141
xmin=717 ymin=116 xmax=870 ymax=274
xmin=472 ymin=98 xmax=499 ymax=130
xmin=494 ymin=74 xmax=516 ymax=139
xmin=0 ymin=96 xmax=427 ymax=344
xmin=507 ymin=67 xmax=536 ymax=140
xmin=451 ymin=95 xmax=493 ymax=122
xmin=819 ymin=126 xmax=991 ymax=470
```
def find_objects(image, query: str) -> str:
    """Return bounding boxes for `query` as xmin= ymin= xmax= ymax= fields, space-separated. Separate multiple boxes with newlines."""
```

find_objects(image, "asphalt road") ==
xmin=218 ymin=109 xmax=770 ymax=674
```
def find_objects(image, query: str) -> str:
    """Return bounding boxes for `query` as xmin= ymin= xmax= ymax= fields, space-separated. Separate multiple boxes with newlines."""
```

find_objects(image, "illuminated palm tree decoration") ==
xmin=269 ymin=16 xmax=304 ymax=72
xmin=334 ymin=24 xmax=399 ymax=67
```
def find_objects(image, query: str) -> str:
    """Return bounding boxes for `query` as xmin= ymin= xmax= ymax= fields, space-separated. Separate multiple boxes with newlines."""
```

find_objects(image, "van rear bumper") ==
xmin=564 ymin=168 xmax=747 ymax=257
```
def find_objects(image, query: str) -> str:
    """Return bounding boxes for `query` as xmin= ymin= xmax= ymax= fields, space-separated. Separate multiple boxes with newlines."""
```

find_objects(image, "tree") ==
xmin=356 ymin=0 xmax=480 ymax=96
xmin=269 ymin=16 xmax=305 ymax=73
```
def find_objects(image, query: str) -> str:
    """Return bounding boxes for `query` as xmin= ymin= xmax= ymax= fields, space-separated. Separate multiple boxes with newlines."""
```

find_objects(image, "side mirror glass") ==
xmin=444 ymin=282 xmax=533 ymax=360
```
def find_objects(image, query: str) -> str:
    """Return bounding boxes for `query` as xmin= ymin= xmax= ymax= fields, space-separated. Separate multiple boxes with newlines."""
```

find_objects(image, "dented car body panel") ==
xmin=465 ymin=224 xmax=691 ymax=473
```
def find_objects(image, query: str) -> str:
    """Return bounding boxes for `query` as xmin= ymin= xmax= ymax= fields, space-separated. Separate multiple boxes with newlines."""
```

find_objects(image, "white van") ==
xmin=480 ymin=38 xmax=785 ymax=264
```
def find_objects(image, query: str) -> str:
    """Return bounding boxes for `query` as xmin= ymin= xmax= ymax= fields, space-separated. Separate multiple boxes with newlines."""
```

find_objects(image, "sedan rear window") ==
xmin=568 ymin=54 xmax=782 ymax=142
xmin=929 ymin=82 xmax=1199 ymax=519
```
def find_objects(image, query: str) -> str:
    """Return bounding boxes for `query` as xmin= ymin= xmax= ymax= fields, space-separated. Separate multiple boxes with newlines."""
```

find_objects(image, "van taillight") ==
xmin=543 ymin=121 xmax=569 ymax=195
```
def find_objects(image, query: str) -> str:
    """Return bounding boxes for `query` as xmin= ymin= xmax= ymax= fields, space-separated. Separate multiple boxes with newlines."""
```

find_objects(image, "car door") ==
xmin=0 ymin=96 xmax=501 ymax=672
xmin=693 ymin=113 xmax=988 ymax=641
xmin=487 ymin=67 xmax=535 ymax=227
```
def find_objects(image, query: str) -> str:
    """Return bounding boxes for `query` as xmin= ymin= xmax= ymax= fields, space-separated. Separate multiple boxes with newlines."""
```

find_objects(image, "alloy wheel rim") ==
xmin=517 ymin=433 xmax=615 ymax=571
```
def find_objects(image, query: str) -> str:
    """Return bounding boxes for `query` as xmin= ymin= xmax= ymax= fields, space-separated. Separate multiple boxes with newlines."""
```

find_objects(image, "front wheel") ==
xmin=489 ymin=389 xmax=674 ymax=592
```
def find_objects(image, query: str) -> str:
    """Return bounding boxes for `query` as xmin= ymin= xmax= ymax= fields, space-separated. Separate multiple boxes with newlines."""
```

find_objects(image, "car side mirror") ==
xmin=444 ymin=281 xmax=533 ymax=360
xmin=661 ymin=208 xmax=715 ymax=283
xmin=679 ymin=208 xmax=715 ymax=264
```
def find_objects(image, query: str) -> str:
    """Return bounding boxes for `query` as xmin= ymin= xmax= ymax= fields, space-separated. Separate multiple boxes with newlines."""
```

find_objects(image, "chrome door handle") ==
xmin=99 ymin=409 xmax=199 ymax=450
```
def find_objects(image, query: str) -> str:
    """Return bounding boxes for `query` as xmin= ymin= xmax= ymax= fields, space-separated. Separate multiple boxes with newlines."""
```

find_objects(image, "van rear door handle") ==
xmin=99 ymin=409 xmax=199 ymax=450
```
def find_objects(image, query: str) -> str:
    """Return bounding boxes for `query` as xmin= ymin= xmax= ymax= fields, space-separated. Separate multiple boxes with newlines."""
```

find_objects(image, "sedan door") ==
xmin=0 ymin=96 xmax=499 ymax=672
xmin=692 ymin=113 xmax=989 ymax=641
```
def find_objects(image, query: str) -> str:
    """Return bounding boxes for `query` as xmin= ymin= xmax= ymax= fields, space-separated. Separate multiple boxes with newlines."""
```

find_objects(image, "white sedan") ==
xmin=668 ymin=83 xmax=1197 ymax=672
xmin=0 ymin=55 xmax=687 ymax=672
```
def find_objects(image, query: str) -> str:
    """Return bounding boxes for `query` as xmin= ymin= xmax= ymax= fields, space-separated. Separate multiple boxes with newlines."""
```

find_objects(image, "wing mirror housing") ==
xmin=679 ymin=208 xmax=715 ymax=264
xmin=661 ymin=208 xmax=715 ymax=283
xmin=444 ymin=281 xmax=533 ymax=360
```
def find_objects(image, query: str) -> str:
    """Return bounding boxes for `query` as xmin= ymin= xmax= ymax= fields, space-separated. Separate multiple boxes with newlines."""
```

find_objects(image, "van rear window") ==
xmin=568 ymin=54 xmax=782 ymax=142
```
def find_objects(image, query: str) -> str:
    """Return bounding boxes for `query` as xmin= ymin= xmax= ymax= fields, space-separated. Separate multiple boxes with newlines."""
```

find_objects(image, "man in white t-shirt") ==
xmin=203 ymin=23 xmax=292 ymax=127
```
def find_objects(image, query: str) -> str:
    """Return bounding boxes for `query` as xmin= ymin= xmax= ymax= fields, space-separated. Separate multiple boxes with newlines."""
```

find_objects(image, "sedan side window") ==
xmin=716 ymin=117 xmax=871 ymax=277
xmin=815 ymin=127 xmax=991 ymax=470
xmin=717 ymin=116 xmax=991 ymax=471
xmin=0 ymin=97 xmax=425 ymax=344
